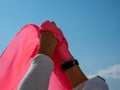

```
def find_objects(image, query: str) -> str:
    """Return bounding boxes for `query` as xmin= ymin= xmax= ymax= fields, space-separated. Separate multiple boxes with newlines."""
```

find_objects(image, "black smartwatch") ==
xmin=61 ymin=59 xmax=79 ymax=71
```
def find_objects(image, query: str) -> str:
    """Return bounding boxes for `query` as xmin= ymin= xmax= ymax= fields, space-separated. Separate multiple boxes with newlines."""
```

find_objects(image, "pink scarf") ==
xmin=0 ymin=24 xmax=72 ymax=90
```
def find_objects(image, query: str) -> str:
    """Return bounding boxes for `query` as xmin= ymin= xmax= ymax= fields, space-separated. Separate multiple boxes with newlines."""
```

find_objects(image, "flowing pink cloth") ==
xmin=0 ymin=24 xmax=72 ymax=90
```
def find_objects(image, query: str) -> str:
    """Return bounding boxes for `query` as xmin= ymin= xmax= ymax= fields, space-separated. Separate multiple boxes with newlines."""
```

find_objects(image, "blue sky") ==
xmin=0 ymin=0 xmax=120 ymax=89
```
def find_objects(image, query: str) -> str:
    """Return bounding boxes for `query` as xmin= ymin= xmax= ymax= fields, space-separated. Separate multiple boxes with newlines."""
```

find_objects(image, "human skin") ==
xmin=38 ymin=31 xmax=88 ymax=88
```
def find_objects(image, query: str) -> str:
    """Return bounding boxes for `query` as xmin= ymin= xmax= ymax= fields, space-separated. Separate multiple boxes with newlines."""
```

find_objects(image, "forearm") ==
xmin=61 ymin=58 xmax=88 ymax=88
xmin=66 ymin=65 xmax=88 ymax=88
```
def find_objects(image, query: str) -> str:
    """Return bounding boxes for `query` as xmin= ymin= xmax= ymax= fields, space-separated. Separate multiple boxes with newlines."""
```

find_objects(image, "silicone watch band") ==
xmin=61 ymin=59 xmax=79 ymax=71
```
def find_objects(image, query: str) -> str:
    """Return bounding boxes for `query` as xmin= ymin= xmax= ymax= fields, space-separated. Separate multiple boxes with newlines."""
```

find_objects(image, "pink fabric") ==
xmin=0 ymin=24 xmax=72 ymax=90
xmin=40 ymin=21 xmax=73 ymax=60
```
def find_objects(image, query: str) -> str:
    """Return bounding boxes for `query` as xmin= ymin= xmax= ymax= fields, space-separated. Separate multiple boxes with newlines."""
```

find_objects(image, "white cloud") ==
xmin=88 ymin=64 xmax=120 ymax=79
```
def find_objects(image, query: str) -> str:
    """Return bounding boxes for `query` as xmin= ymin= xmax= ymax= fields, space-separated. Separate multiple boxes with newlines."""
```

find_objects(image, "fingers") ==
xmin=38 ymin=31 xmax=58 ymax=57
xmin=51 ymin=21 xmax=56 ymax=26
